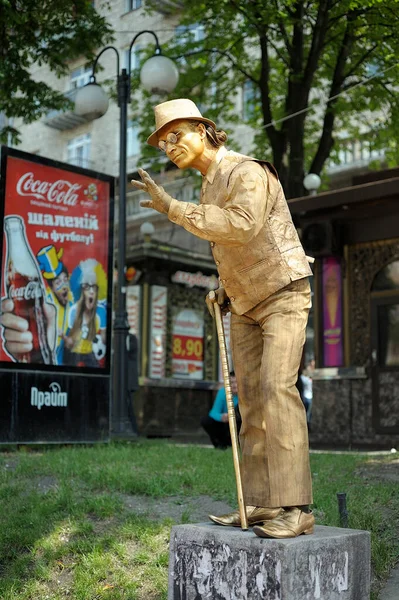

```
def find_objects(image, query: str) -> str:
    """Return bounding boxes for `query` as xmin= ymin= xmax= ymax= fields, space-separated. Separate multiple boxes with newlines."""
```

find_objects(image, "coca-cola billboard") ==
xmin=0 ymin=147 xmax=114 ymax=374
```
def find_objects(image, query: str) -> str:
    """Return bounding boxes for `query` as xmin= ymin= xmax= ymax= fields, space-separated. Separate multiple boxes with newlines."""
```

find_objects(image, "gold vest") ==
xmin=210 ymin=153 xmax=312 ymax=315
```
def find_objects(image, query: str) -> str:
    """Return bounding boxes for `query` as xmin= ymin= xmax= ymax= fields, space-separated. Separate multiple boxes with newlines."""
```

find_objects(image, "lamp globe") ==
xmin=303 ymin=173 xmax=321 ymax=193
xmin=140 ymin=55 xmax=179 ymax=95
xmin=74 ymin=83 xmax=109 ymax=120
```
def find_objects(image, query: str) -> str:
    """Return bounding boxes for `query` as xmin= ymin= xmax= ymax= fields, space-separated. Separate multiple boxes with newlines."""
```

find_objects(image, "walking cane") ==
xmin=209 ymin=290 xmax=248 ymax=531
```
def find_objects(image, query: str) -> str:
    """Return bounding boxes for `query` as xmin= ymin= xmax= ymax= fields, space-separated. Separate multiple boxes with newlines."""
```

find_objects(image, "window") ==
xmin=70 ymin=66 xmax=92 ymax=90
xmin=175 ymin=23 xmax=205 ymax=43
xmin=366 ymin=62 xmax=380 ymax=77
xmin=209 ymin=81 xmax=218 ymax=109
xmin=174 ymin=24 xmax=205 ymax=69
xmin=127 ymin=120 xmax=140 ymax=156
xmin=243 ymin=80 xmax=258 ymax=121
xmin=360 ymin=140 xmax=370 ymax=161
xmin=126 ymin=0 xmax=142 ymax=11
xmin=67 ymin=134 xmax=91 ymax=168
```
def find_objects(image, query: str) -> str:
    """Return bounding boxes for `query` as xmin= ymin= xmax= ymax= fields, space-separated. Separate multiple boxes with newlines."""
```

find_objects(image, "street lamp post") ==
xmin=75 ymin=31 xmax=179 ymax=437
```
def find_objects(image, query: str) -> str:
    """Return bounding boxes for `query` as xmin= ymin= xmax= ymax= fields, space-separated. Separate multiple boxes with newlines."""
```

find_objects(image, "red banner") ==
xmin=171 ymin=308 xmax=204 ymax=380
xmin=0 ymin=150 xmax=113 ymax=371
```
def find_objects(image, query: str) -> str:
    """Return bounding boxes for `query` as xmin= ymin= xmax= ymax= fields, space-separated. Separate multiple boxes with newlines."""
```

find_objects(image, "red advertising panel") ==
xmin=172 ymin=308 xmax=204 ymax=380
xmin=0 ymin=147 xmax=114 ymax=374
xmin=322 ymin=256 xmax=343 ymax=367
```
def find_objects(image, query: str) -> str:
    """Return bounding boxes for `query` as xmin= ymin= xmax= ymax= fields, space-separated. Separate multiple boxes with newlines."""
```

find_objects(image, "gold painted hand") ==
xmin=206 ymin=287 xmax=230 ymax=318
xmin=131 ymin=168 xmax=173 ymax=215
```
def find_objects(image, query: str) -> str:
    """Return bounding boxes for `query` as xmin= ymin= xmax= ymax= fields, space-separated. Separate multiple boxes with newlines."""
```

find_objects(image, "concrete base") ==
xmin=168 ymin=523 xmax=370 ymax=600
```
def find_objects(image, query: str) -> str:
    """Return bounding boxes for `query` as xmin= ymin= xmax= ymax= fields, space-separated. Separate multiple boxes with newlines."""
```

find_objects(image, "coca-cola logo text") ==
xmin=16 ymin=172 xmax=81 ymax=206
xmin=9 ymin=281 xmax=43 ymax=301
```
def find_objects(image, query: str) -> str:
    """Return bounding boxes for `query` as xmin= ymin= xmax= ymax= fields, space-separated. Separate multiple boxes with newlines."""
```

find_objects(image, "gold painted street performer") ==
xmin=131 ymin=99 xmax=315 ymax=539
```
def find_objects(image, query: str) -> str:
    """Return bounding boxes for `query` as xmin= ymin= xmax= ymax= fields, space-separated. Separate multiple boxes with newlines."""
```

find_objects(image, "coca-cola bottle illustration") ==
xmin=4 ymin=216 xmax=55 ymax=364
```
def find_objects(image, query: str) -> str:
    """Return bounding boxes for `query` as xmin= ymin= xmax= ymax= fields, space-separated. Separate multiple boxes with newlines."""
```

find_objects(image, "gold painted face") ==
xmin=157 ymin=120 xmax=205 ymax=170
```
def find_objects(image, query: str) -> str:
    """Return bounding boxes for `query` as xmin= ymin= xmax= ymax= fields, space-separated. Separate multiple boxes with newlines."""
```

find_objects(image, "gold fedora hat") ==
xmin=147 ymin=98 xmax=216 ymax=148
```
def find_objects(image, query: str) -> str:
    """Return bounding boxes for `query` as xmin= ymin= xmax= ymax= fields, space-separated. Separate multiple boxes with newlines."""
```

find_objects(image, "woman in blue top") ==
xmin=201 ymin=371 xmax=240 ymax=449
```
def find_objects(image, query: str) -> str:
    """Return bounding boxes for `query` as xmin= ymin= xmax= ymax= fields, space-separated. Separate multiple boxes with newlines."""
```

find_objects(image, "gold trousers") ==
xmin=230 ymin=278 xmax=312 ymax=508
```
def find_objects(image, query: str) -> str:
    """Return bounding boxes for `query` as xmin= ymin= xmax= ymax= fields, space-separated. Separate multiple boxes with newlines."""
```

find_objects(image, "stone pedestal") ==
xmin=168 ymin=523 xmax=370 ymax=600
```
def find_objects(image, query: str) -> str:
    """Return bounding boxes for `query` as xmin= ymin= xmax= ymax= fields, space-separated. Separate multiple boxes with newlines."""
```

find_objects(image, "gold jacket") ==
xmin=168 ymin=147 xmax=312 ymax=315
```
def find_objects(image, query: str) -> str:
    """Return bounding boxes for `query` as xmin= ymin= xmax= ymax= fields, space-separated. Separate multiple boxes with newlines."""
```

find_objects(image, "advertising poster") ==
xmin=149 ymin=285 xmax=167 ymax=379
xmin=0 ymin=148 xmax=113 ymax=373
xmin=322 ymin=257 xmax=343 ymax=367
xmin=172 ymin=308 xmax=204 ymax=380
xmin=126 ymin=285 xmax=141 ymax=339
xmin=0 ymin=147 xmax=114 ymax=444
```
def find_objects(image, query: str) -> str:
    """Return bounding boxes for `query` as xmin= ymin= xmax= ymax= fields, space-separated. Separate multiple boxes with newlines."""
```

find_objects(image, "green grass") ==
xmin=0 ymin=442 xmax=398 ymax=599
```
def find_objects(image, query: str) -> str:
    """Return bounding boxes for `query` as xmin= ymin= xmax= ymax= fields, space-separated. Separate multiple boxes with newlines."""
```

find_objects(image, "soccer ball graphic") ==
xmin=92 ymin=335 xmax=106 ymax=361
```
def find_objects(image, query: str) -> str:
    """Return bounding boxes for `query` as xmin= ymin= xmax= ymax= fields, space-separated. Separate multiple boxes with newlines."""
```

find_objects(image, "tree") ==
xmin=141 ymin=0 xmax=399 ymax=198
xmin=0 ymin=0 xmax=113 ymax=144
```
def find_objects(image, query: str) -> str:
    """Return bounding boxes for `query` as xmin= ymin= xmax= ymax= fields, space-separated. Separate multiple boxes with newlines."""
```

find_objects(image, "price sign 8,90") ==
xmin=172 ymin=334 xmax=203 ymax=361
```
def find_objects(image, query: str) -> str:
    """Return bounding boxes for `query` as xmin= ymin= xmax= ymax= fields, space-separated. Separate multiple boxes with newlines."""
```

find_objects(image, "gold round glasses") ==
xmin=158 ymin=132 xmax=180 ymax=152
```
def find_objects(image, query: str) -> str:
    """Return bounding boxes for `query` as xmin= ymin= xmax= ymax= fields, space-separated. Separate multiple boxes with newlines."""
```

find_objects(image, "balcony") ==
xmin=44 ymin=88 xmax=93 ymax=131
xmin=326 ymin=138 xmax=386 ymax=175
xmin=146 ymin=0 xmax=184 ymax=15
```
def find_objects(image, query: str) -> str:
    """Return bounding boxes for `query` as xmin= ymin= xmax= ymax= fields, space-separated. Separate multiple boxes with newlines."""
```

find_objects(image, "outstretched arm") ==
xmin=131 ymin=163 xmax=270 ymax=246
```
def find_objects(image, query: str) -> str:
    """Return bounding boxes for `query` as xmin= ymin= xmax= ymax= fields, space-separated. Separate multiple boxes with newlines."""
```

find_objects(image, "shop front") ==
xmin=124 ymin=239 xmax=225 ymax=439
xmin=290 ymin=168 xmax=399 ymax=448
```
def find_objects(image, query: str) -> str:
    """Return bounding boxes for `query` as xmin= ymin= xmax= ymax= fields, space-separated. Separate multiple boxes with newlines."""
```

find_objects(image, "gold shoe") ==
xmin=209 ymin=505 xmax=283 ymax=527
xmin=253 ymin=507 xmax=315 ymax=539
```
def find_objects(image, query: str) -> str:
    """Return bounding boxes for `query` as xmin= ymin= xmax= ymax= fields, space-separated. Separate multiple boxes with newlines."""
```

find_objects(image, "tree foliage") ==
xmin=141 ymin=0 xmax=399 ymax=197
xmin=0 ymin=0 xmax=113 ymax=144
